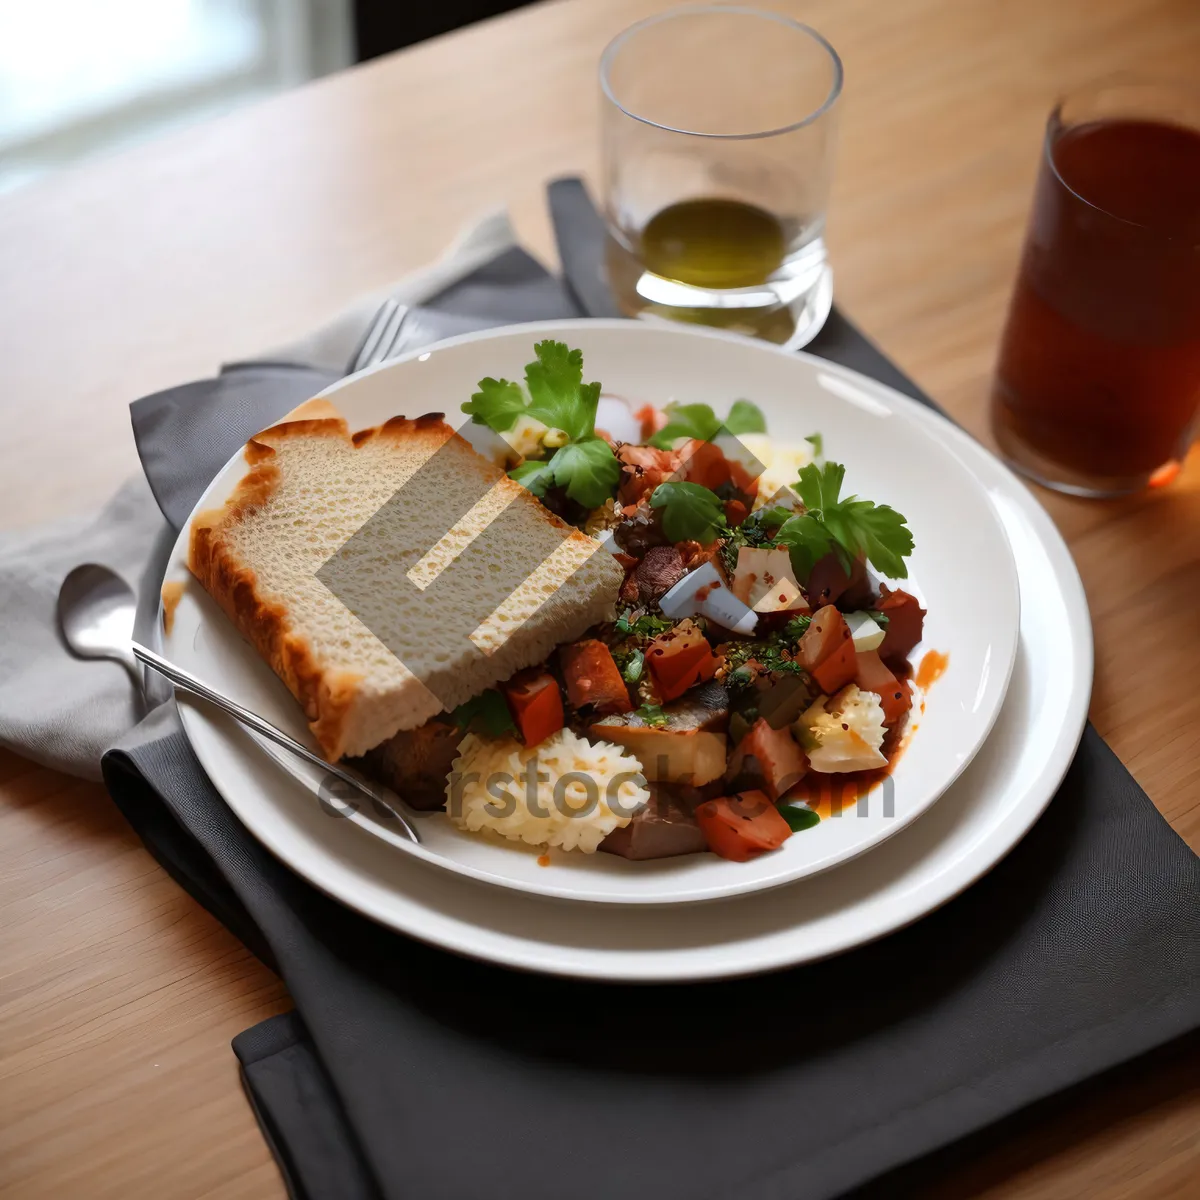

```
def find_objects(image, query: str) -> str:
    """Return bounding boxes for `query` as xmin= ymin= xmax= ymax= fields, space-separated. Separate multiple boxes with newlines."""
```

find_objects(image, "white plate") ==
xmin=162 ymin=334 xmax=1091 ymax=980
xmin=162 ymin=321 xmax=1021 ymax=905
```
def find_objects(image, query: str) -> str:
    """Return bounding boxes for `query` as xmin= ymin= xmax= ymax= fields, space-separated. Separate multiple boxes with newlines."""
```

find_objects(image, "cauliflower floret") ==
xmin=500 ymin=414 xmax=548 ymax=462
xmin=794 ymin=684 xmax=888 ymax=773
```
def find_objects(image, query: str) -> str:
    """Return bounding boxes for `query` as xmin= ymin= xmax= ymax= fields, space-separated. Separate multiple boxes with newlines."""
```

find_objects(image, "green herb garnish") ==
xmin=778 ymin=802 xmax=821 ymax=832
xmin=451 ymin=689 xmax=517 ymax=737
xmin=508 ymin=437 xmax=620 ymax=509
xmin=613 ymin=610 xmax=674 ymax=639
xmin=783 ymin=614 xmax=812 ymax=641
xmin=635 ymin=703 xmax=668 ymax=727
xmin=649 ymin=481 xmax=726 ymax=544
xmin=867 ymin=610 xmax=890 ymax=628
xmin=649 ymin=399 xmax=766 ymax=449
xmin=778 ymin=461 xmax=914 ymax=581
xmin=617 ymin=647 xmax=645 ymax=684
xmin=804 ymin=432 xmax=823 ymax=458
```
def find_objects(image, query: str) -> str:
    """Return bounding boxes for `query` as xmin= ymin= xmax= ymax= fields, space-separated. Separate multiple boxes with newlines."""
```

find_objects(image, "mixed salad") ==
xmin=364 ymin=341 xmax=927 ymax=864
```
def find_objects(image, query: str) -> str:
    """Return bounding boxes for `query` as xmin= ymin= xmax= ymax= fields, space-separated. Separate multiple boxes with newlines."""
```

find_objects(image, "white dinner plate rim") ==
xmin=165 ymin=321 xmax=1091 ymax=979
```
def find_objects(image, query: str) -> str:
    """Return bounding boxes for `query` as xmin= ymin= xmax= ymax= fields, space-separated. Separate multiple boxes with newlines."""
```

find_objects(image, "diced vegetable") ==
xmin=853 ymin=650 xmax=912 ymax=726
xmin=679 ymin=438 xmax=759 ymax=500
xmin=645 ymin=619 xmax=719 ymax=701
xmin=794 ymin=685 xmax=888 ymax=773
xmin=658 ymin=562 xmax=758 ymax=636
xmin=778 ymin=801 xmax=821 ymax=832
xmin=805 ymin=552 xmax=868 ymax=607
xmin=502 ymin=670 xmax=565 ymax=747
xmin=796 ymin=605 xmax=857 ymax=694
xmin=845 ymin=610 xmax=886 ymax=653
xmin=731 ymin=546 xmax=810 ymax=613
xmin=559 ymin=640 xmax=632 ymax=714
xmin=725 ymin=717 xmax=809 ymax=800
xmin=617 ymin=443 xmax=681 ymax=506
xmin=876 ymin=585 xmax=926 ymax=665
xmin=694 ymin=790 xmax=793 ymax=862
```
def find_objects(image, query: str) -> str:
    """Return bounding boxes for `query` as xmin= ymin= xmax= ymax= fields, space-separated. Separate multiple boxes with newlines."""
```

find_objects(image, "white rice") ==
xmin=446 ymin=728 xmax=650 ymax=852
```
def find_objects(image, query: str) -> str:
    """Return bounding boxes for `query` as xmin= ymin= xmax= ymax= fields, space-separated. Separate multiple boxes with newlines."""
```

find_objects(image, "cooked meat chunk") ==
xmin=636 ymin=544 xmax=687 ymax=604
xmin=358 ymin=718 xmax=461 ymax=810
xmin=599 ymin=785 xmax=708 ymax=860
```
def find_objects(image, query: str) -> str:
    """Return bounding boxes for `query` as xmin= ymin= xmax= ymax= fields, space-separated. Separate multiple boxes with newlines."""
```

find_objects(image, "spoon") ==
xmin=57 ymin=563 xmax=419 ymax=843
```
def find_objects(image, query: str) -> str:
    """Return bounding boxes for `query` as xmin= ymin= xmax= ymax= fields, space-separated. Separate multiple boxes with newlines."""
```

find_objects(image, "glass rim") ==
xmin=599 ymin=5 xmax=844 ymax=141
xmin=1045 ymin=77 xmax=1200 ymax=241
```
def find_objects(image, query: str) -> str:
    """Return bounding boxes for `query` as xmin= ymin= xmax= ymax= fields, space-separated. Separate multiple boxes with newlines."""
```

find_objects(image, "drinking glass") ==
xmin=991 ymin=81 xmax=1200 ymax=496
xmin=599 ymin=5 xmax=842 ymax=345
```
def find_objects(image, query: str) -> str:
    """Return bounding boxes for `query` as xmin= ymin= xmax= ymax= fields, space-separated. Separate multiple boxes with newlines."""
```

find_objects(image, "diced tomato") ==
xmin=853 ymin=650 xmax=912 ymax=726
xmin=646 ymin=620 xmax=718 ymax=701
xmin=797 ymin=605 xmax=857 ymax=694
xmin=559 ymin=640 xmax=632 ymax=714
xmin=726 ymin=717 xmax=808 ymax=799
xmin=694 ymin=790 xmax=792 ymax=862
xmin=503 ymin=670 xmax=565 ymax=746
xmin=876 ymin=586 xmax=926 ymax=665
xmin=724 ymin=497 xmax=749 ymax=526
xmin=679 ymin=439 xmax=759 ymax=500
xmin=617 ymin=444 xmax=681 ymax=506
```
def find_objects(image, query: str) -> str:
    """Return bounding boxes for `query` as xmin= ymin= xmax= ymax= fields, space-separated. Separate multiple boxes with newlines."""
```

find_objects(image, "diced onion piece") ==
xmin=845 ymin=610 xmax=886 ymax=652
xmin=732 ymin=546 xmax=809 ymax=613
xmin=659 ymin=562 xmax=757 ymax=636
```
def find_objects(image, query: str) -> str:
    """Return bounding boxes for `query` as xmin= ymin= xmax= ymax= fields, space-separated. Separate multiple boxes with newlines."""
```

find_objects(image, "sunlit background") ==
xmin=0 ymin=0 xmax=354 ymax=193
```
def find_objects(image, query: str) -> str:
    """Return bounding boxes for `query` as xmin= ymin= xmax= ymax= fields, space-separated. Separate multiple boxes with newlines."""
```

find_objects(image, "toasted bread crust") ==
xmin=188 ymin=407 xmax=616 ymax=761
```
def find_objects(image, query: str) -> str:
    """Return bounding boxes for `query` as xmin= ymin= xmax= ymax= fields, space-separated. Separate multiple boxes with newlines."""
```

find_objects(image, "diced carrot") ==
xmin=617 ymin=444 xmax=681 ymax=506
xmin=694 ymin=790 xmax=793 ymax=862
xmin=853 ymin=650 xmax=912 ymax=726
xmin=503 ymin=670 xmax=565 ymax=746
xmin=797 ymin=605 xmax=857 ymax=694
xmin=726 ymin=717 xmax=808 ymax=799
xmin=876 ymin=586 xmax=927 ymax=665
xmin=646 ymin=620 xmax=718 ymax=701
xmin=559 ymin=640 xmax=632 ymax=715
xmin=635 ymin=403 xmax=667 ymax=443
xmin=679 ymin=438 xmax=759 ymax=500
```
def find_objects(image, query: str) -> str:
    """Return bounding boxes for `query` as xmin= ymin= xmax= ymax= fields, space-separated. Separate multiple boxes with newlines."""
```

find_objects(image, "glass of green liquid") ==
xmin=600 ymin=5 xmax=842 ymax=345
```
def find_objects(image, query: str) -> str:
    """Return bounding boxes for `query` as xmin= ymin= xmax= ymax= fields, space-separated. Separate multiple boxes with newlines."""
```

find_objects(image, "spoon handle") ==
xmin=131 ymin=641 xmax=419 ymax=844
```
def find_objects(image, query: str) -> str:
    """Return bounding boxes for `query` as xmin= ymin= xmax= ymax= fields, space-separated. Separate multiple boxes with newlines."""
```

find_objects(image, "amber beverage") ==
xmin=992 ymin=84 xmax=1200 ymax=495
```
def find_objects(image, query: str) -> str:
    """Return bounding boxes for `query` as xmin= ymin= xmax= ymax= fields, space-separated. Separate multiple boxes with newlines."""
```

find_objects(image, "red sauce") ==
xmin=915 ymin=650 xmax=949 ymax=690
xmin=537 ymin=853 xmax=551 ymax=867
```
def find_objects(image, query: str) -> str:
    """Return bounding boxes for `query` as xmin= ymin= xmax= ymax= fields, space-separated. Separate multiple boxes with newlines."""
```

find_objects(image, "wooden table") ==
xmin=1 ymin=1 xmax=1197 ymax=1196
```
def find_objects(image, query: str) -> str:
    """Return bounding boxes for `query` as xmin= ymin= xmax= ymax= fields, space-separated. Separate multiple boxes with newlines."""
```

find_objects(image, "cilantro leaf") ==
xmin=649 ymin=402 xmax=721 ymax=448
xmin=452 ymin=689 xmax=517 ymax=737
xmin=463 ymin=378 xmax=527 ymax=432
xmin=649 ymin=481 xmax=726 ymax=544
xmin=791 ymin=461 xmax=914 ymax=580
xmin=509 ymin=438 xmax=620 ymax=508
xmin=508 ymin=458 xmax=556 ymax=496
xmin=649 ymin=399 xmax=766 ymax=448
xmin=774 ymin=513 xmax=834 ymax=580
xmin=522 ymin=341 xmax=600 ymax=440
xmin=725 ymin=399 xmax=766 ymax=435
xmin=546 ymin=438 xmax=620 ymax=508
xmin=824 ymin=499 xmax=914 ymax=579
xmin=463 ymin=341 xmax=600 ymax=442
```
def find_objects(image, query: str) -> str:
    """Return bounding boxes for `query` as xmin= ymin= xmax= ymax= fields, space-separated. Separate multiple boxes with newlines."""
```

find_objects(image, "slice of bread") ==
xmin=189 ymin=400 xmax=623 ymax=761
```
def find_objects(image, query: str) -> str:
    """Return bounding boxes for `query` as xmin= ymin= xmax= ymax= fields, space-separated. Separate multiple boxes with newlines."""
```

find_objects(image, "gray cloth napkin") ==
xmin=0 ymin=211 xmax=545 ymax=777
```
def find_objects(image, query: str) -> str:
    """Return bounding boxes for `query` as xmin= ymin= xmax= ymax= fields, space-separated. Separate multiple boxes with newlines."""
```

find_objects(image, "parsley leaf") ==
xmin=649 ymin=481 xmax=727 ymax=544
xmin=546 ymin=438 xmax=621 ymax=508
xmin=726 ymin=399 xmax=767 ymax=435
xmin=508 ymin=458 xmax=556 ymax=495
xmin=791 ymin=461 xmax=914 ymax=580
xmin=774 ymin=513 xmax=834 ymax=581
xmin=463 ymin=340 xmax=600 ymax=442
xmin=804 ymin=432 xmax=823 ymax=458
xmin=649 ymin=399 xmax=766 ymax=448
xmin=613 ymin=610 xmax=674 ymax=639
xmin=451 ymin=689 xmax=517 ymax=737
xmin=463 ymin=378 xmax=528 ymax=432
xmin=522 ymin=341 xmax=601 ymax=440
xmin=509 ymin=437 xmax=620 ymax=508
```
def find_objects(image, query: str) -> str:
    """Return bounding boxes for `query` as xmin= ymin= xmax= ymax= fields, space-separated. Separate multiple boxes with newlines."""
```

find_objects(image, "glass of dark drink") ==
xmin=992 ymin=82 xmax=1200 ymax=496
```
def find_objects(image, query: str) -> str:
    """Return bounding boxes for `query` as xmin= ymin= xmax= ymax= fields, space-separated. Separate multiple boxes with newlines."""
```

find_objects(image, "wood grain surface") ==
xmin=1 ymin=1 xmax=1198 ymax=1196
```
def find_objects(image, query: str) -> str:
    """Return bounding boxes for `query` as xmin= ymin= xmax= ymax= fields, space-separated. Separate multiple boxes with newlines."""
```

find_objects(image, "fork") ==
xmin=348 ymin=299 xmax=412 ymax=374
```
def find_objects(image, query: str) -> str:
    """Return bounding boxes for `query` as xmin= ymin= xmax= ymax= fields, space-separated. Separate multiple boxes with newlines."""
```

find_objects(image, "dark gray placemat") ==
xmin=103 ymin=181 xmax=1200 ymax=1200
